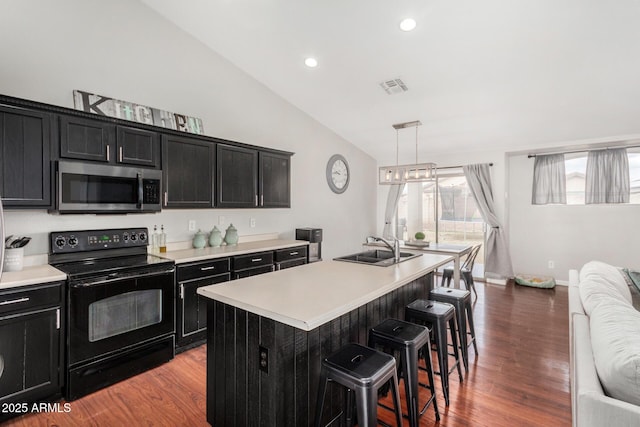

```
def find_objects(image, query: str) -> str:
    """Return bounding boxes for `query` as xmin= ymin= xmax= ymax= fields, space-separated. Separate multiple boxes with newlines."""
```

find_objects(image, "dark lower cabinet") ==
xmin=0 ymin=105 xmax=51 ymax=208
xmin=176 ymin=258 xmax=230 ymax=351
xmin=162 ymin=135 xmax=215 ymax=208
xmin=232 ymin=251 xmax=274 ymax=279
xmin=274 ymin=246 xmax=307 ymax=270
xmin=0 ymin=282 xmax=64 ymax=422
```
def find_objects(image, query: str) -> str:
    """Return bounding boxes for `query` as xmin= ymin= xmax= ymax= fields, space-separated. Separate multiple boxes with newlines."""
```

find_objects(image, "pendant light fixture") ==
xmin=378 ymin=120 xmax=436 ymax=184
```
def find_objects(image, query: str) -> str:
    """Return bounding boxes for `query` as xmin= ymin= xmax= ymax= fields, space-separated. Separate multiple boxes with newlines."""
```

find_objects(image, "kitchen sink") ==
xmin=333 ymin=249 xmax=422 ymax=267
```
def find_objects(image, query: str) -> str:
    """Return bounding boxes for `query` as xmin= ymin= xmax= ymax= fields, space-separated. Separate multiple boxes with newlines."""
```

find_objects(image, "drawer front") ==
xmin=177 ymin=258 xmax=230 ymax=282
xmin=0 ymin=282 xmax=62 ymax=316
xmin=274 ymin=245 xmax=308 ymax=262
xmin=233 ymin=251 xmax=274 ymax=271
xmin=276 ymin=258 xmax=307 ymax=270
xmin=234 ymin=265 xmax=274 ymax=279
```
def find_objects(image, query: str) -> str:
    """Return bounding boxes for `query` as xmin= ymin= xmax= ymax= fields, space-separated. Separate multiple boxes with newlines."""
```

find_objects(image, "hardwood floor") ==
xmin=4 ymin=280 xmax=571 ymax=426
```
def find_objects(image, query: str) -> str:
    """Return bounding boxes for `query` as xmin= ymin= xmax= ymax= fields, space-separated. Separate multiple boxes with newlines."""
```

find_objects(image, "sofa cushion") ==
xmin=590 ymin=300 xmax=640 ymax=406
xmin=580 ymin=261 xmax=632 ymax=304
xmin=580 ymin=275 xmax=633 ymax=316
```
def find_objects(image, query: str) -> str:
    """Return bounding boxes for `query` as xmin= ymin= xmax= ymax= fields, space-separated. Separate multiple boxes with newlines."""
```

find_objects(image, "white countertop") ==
xmin=197 ymin=253 xmax=453 ymax=331
xmin=0 ymin=264 xmax=67 ymax=290
xmin=160 ymin=239 xmax=309 ymax=264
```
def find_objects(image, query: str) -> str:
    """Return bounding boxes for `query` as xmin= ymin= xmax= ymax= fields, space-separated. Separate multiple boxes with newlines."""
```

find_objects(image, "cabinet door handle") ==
xmin=251 ymin=258 xmax=262 ymax=262
xmin=0 ymin=297 xmax=29 ymax=306
xmin=260 ymin=195 xmax=264 ymax=206
xmin=255 ymin=195 xmax=258 ymax=206
xmin=200 ymin=266 xmax=216 ymax=271
xmin=164 ymin=191 xmax=168 ymax=206
xmin=106 ymin=145 xmax=110 ymax=162
xmin=56 ymin=308 xmax=60 ymax=330
xmin=180 ymin=284 xmax=184 ymax=299
xmin=119 ymin=146 xmax=123 ymax=162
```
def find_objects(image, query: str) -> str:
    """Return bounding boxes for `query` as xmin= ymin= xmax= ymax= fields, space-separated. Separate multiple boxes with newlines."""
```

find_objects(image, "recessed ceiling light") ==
xmin=399 ymin=18 xmax=417 ymax=32
xmin=304 ymin=57 xmax=318 ymax=68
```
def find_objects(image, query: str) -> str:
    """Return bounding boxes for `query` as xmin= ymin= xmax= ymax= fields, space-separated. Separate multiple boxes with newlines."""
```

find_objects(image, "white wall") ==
xmin=508 ymin=153 xmax=640 ymax=280
xmin=0 ymin=0 xmax=377 ymax=259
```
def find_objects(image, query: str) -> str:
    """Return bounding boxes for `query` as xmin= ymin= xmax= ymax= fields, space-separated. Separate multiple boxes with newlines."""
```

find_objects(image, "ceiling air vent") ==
xmin=379 ymin=78 xmax=408 ymax=95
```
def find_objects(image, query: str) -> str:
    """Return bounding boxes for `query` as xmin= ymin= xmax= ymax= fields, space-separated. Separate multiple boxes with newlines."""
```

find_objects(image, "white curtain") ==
xmin=463 ymin=163 xmax=513 ymax=279
xmin=585 ymin=148 xmax=630 ymax=204
xmin=531 ymin=154 xmax=566 ymax=204
xmin=382 ymin=184 xmax=405 ymax=239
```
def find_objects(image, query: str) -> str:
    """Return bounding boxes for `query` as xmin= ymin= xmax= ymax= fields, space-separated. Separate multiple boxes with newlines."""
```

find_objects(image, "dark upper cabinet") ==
xmin=59 ymin=115 xmax=115 ymax=163
xmin=60 ymin=116 xmax=160 ymax=168
xmin=162 ymin=134 xmax=215 ymax=208
xmin=0 ymin=105 xmax=51 ymax=208
xmin=116 ymin=125 xmax=160 ymax=167
xmin=260 ymin=152 xmax=290 ymax=208
xmin=216 ymin=144 xmax=259 ymax=208
xmin=217 ymin=145 xmax=291 ymax=208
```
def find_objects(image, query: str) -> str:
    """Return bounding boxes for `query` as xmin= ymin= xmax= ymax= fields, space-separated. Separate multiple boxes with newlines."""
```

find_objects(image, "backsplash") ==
xmin=4 ymin=208 xmax=297 ymax=257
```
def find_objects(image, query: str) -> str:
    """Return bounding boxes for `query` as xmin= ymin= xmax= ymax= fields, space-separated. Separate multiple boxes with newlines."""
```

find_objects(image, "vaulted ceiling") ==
xmin=141 ymin=0 xmax=640 ymax=163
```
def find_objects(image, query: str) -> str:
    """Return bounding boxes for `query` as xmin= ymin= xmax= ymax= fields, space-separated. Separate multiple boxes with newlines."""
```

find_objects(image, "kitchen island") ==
xmin=197 ymin=253 xmax=453 ymax=426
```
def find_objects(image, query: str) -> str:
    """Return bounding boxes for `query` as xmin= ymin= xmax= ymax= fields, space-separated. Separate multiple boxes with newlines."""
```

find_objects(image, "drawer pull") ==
xmin=251 ymin=258 xmax=263 ymax=262
xmin=0 ymin=297 xmax=30 ymax=306
xmin=200 ymin=266 xmax=216 ymax=271
xmin=290 ymin=251 xmax=299 ymax=255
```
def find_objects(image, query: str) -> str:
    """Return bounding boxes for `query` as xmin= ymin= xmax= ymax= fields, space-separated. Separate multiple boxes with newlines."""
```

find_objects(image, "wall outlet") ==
xmin=250 ymin=218 xmax=256 ymax=228
xmin=548 ymin=260 xmax=555 ymax=269
xmin=188 ymin=220 xmax=196 ymax=231
xmin=219 ymin=215 xmax=226 ymax=225
xmin=259 ymin=346 xmax=268 ymax=373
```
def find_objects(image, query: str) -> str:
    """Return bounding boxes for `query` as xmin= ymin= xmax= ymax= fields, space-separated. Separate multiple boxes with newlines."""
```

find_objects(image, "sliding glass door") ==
xmin=396 ymin=168 xmax=486 ymax=276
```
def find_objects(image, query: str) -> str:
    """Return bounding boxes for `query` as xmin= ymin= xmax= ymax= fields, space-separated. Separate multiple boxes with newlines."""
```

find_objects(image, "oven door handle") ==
xmin=137 ymin=173 xmax=143 ymax=210
xmin=69 ymin=267 xmax=175 ymax=288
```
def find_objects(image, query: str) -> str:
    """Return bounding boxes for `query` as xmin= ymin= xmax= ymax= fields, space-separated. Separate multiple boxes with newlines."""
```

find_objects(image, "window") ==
xmin=564 ymin=148 xmax=640 ymax=205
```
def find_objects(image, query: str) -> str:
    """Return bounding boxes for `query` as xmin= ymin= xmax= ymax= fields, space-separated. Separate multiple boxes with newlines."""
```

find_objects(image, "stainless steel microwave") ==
xmin=56 ymin=161 xmax=162 ymax=213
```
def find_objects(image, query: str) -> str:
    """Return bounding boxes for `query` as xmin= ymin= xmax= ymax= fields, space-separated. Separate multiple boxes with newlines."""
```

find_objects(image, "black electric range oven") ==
xmin=49 ymin=228 xmax=175 ymax=401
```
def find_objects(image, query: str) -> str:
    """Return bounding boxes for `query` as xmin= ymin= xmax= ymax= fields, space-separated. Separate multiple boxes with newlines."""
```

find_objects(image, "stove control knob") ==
xmin=138 ymin=232 xmax=147 ymax=242
xmin=131 ymin=233 xmax=138 ymax=241
xmin=54 ymin=236 xmax=66 ymax=249
xmin=68 ymin=236 xmax=78 ymax=247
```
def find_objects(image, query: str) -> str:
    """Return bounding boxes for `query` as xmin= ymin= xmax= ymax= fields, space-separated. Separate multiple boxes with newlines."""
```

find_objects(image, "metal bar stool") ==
xmin=405 ymin=299 xmax=463 ymax=407
xmin=429 ymin=287 xmax=478 ymax=372
xmin=368 ymin=318 xmax=440 ymax=426
xmin=315 ymin=343 xmax=403 ymax=427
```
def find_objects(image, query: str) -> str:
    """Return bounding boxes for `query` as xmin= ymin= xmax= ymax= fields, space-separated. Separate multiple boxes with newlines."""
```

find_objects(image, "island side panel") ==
xmin=206 ymin=272 xmax=433 ymax=426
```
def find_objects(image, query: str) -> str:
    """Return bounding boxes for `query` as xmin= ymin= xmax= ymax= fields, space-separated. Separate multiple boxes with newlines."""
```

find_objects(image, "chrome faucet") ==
xmin=366 ymin=236 xmax=401 ymax=263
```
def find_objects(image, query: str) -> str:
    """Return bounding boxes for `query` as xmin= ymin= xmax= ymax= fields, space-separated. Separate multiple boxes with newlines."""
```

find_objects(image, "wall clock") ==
xmin=326 ymin=154 xmax=350 ymax=194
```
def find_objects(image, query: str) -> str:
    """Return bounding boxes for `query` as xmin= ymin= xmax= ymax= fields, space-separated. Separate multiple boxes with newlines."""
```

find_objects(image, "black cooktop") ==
xmin=48 ymin=227 xmax=174 ymax=279
xmin=53 ymin=254 xmax=173 ymax=279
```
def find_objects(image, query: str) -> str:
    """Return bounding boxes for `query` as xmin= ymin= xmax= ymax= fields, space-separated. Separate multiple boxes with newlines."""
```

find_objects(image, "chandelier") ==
xmin=378 ymin=120 xmax=436 ymax=184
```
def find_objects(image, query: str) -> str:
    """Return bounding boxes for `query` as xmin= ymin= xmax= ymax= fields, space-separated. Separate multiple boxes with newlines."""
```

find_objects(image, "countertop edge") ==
xmin=0 ymin=265 xmax=67 ymax=290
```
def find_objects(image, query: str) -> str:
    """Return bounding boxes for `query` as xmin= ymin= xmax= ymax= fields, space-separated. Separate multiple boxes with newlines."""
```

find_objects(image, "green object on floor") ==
xmin=515 ymin=274 xmax=556 ymax=289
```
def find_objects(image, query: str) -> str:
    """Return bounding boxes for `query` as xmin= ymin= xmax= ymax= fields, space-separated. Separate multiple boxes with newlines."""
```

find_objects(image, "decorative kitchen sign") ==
xmin=73 ymin=90 xmax=204 ymax=135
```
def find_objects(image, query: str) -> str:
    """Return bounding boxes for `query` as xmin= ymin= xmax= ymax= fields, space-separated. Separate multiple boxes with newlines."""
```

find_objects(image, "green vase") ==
xmin=224 ymin=224 xmax=239 ymax=245
xmin=209 ymin=226 xmax=223 ymax=247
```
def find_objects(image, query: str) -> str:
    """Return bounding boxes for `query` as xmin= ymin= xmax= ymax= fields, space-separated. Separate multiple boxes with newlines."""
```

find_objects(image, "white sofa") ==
xmin=568 ymin=261 xmax=640 ymax=427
